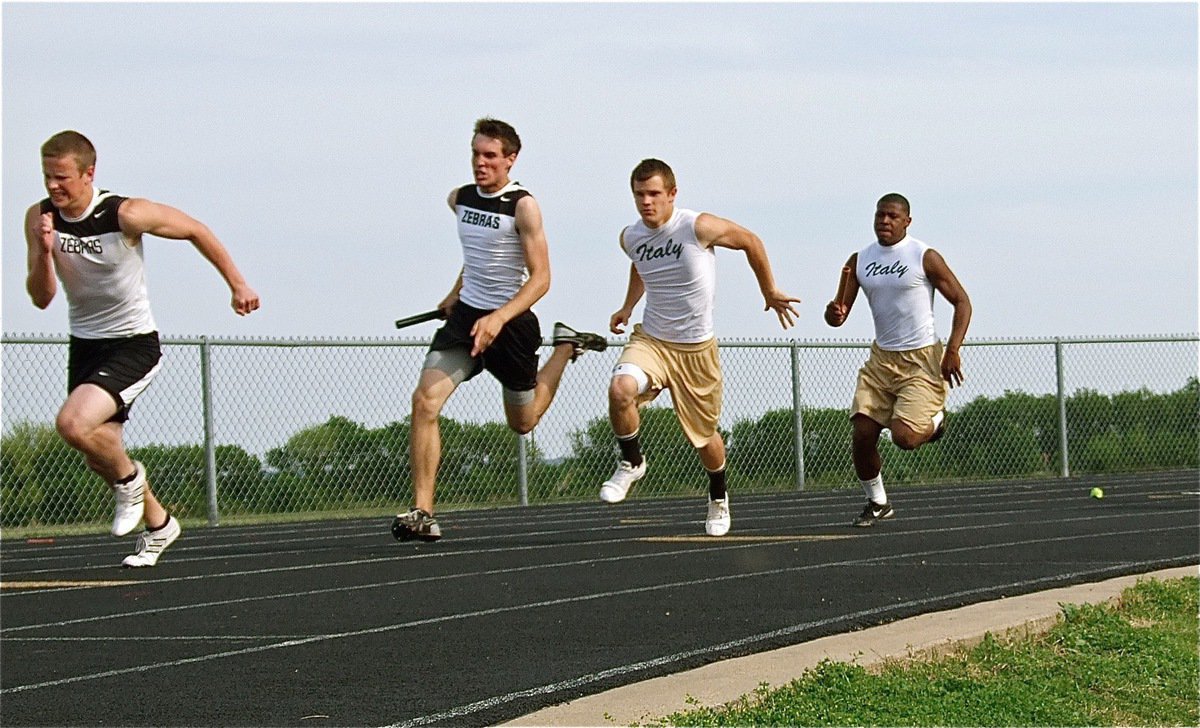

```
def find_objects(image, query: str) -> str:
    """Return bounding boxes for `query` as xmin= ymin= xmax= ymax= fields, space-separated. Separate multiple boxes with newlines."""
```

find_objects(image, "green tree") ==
xmin=0 ymin=422 xmax=101 ymax=526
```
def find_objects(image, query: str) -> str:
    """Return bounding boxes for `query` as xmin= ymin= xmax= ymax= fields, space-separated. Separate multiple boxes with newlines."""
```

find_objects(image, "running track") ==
xmin=2 ymin=470 xmax=1196 ymax=727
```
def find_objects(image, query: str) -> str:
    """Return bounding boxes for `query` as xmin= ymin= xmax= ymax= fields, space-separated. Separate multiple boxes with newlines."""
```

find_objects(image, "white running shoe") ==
xmin=599 ymin=459 xmax=647 ymax=503
xmin=122 ymin=516 xmax=181 ymax=568
xmin=705 ymin=497 xmax=731 ymax=536
xmin=111 ymin=461 xmax=147 ymax=537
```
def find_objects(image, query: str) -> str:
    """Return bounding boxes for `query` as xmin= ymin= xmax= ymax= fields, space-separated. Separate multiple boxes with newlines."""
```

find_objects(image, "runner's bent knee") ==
xmin=411 ymin=374 xmax=456 ymax=421
xmin=609 ymin=364 xmax=648 ymax=406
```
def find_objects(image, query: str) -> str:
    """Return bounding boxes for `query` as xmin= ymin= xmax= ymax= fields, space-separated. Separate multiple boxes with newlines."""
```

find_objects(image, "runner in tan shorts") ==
xmin=603 ymin=158 xmax=800 ymax=536
xmin=826 ymin=193 xmax=972 ymax=527
xmin=615 ymin=325 xmax=723 ymax=448
xmin=852 ymin=341 xmax=948 ymax=434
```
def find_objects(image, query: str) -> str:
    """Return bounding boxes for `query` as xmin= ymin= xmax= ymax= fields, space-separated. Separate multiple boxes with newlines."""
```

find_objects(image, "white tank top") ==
xmin=856 ymin=235 xmax=937 ymax=351
xmin=454 ymin=181 xmax=531 ymax=311
xmin=621 ymin=208 xmax=716 ymax=344
xmin=46 ymin=189 xmax=157 ymax=338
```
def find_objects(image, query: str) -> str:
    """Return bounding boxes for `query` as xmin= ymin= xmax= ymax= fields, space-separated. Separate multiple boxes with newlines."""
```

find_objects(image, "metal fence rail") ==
xmin=2 ymin=333 xmax=1196 ymax=532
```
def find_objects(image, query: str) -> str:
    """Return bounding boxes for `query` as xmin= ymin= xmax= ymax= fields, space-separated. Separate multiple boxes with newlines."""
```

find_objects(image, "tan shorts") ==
xmin=617 ymin=325 xmax=722 ymax=448
xmin=852 ymin=341 xmax=948 ymax=432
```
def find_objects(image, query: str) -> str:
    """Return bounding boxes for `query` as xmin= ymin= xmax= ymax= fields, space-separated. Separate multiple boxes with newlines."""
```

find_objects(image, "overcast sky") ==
xmin=3 ymin=2 xmax=1197 ymax=343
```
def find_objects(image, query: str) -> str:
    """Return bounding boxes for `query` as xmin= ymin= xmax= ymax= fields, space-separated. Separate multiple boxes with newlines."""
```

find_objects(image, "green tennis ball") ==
xmin=1090 ymin=487 xmax=1104 ymax=499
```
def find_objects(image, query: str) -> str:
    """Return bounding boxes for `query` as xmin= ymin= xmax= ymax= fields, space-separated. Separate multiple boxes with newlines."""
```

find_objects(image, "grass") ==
xmin=659 ymin=576 xmax=1199 ymax=727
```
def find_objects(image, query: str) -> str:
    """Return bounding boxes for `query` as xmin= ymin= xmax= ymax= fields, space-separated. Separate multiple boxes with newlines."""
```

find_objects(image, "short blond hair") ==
xmin=41 ymin=130 xmax=96 ymax=172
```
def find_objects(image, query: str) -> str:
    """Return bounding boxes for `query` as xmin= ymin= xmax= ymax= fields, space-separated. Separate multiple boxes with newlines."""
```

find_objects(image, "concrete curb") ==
xmin=504 ymin=565 xmax=1198 ymax=727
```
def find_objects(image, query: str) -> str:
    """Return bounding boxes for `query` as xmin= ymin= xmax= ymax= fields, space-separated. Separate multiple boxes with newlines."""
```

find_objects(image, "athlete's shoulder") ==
xmin=501 ymin=181 xmax=532 ymax=203
xmin=619 ymin=224 xmax=634 ymax=249
xmin=95 ymin=190 xmax=128 ymax=213
xmin=451 ymin=184 xmax=474 ymax=206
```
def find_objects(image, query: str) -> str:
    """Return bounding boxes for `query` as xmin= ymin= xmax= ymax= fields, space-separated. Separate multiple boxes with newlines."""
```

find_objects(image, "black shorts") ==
xmin=429 ymin=302 xmax=541 ymax=392
xmin=68 ymin=332 xmax=162 ymax=423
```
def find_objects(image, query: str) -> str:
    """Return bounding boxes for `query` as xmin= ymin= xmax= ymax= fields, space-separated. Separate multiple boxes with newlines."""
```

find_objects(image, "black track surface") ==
xmin=2 ymin=470 xmax=1196 ymax=727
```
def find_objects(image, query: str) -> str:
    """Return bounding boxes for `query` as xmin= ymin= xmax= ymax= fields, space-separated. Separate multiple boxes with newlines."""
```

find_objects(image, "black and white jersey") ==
xmin=42 ymin=188 xmax=156 ymax=338
xmin=454 ymin=181 xmax=531 ymax=310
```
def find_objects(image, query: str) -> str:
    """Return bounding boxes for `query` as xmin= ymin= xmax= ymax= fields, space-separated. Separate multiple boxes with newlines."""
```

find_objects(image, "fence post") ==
xmin=200 ymin=336 xmax=220 ymax=526
xmin=1055 ymin=338 xmax=1070 ymax=478
xmin=517 ymin=433 xmax=529 ymax=506
xmin=791 ymin=341 xmax=806 ymax=491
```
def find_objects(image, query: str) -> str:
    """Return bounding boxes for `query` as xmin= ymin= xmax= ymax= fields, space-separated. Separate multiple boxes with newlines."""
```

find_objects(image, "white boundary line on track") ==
xmin=3 ymin=468 xmax=1188 ymax=540
xmin=1 ymin=526 xmax=1194 ymax=695
xmin=0 ymin=503 xmax=1186 ymax=596
xmin=2 ymin=488 xmax=1190 ymax=578
xmin=3 ymin=479 xmax=1187 ymax=570
xmin=2 ymin=472 xmax=1188 ymax=563
xmin=3 ymin=635 xmax=310 ymax=641
xmin=388 ymin=561 xmax=1194 ymax=726
xmin=1 ymin=505 xmax=1190 ymax=598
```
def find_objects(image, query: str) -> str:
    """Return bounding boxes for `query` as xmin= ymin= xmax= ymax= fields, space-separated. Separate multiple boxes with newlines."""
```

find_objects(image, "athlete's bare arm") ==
xmin=439 ymin=270 xmax=464 ymax=316
xmin=24 ymin=205 xmax=57 ymax=309
xmin=117 ymin=198 xmax=259 ymax=316
xmin=923 ymin=248 xmax=972 ymax=387
xmin=695 ymin=212 xmax=800 ymax=329
xmin=610 ymin=230 xmax=644 ymax=334
xmin=610 ymin=246 xmax=646 ymax=338
xmin=438 ymin=189 xmax=465 ymax=315
xmin=824 ymin=253 xmax=860 ymax=327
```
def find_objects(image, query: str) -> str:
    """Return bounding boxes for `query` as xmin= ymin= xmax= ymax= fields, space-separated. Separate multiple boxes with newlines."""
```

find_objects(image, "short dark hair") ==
xmin=41 ymin=130 xmax=96 ymax=172
xmin=877 ymin=192 xmax=910 ymax=215
xmin=630 ymin=158 xmax=676 ymax=191
xmin=473 ymin=118 xmax=521 ymax=156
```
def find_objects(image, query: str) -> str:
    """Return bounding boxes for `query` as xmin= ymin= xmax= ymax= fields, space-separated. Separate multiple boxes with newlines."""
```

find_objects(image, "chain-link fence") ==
xmin=2 ymin=333 xmax=1196 ymax=533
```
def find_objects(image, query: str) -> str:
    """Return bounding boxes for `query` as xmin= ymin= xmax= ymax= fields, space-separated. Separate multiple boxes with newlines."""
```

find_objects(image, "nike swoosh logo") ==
xmin=98 ymin=371 xmax=110 ymax=377
xmin=94 ymin=209 xmax=107 ymax=219
xmin=500 ymin=196 xmax=511 ymax=202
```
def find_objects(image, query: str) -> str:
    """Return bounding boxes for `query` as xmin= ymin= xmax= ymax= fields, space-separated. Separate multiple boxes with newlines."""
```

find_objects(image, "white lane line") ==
xmin=2 ymin=527 xmax=1193 ymax=695
xmin=4 ymin=635 xmax=310 ymax=641
xmin=384 ymin=560 xmax=1191 ymax=727
xmin=0 ymin=580 xmax=139 ymax=589
xmin=2 ymin=504 xmax=1189 ymax=590
xmin=3 ymin=486 xmax=1188 ymax=573
xmin=3 ymin=474 xmax=1188 ymax=565
xmin=2 ymin=482 xmax=1188 ymax=573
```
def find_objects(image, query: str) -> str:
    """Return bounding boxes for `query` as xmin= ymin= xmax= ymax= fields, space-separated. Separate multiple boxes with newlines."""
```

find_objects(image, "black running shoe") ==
xmin=391 ymin=508 xmax=442 ymax=542
xmin=552 ymin=322 xmax=607 ymax=361
xmin=853 ymin=500 xmax=894 ymax=527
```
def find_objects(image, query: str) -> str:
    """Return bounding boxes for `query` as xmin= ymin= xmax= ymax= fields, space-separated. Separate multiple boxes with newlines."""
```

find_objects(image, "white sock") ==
xmin=861 ymin=473 xmax=886 ymax=504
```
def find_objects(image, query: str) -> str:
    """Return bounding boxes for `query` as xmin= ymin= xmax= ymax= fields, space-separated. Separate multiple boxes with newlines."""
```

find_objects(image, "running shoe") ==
xmin=853 ymin=500 xmax=894 ymax=527
xmin=552 ymin=322 xmax=607 ymax=361
xmin=599 ymin=459 xmax=647 ymax=503
xmin=111 ymin=461 xmax=147 ymax=537
xmin=121 ymin=516 xmax=181 ymax=568
xmin=392 ymin=508 xmax=442 ymax=542
xmin=705 ymin=497 xmax=731 ymax=536
xmin=929 ymin=410 xmax=947 ymax=443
